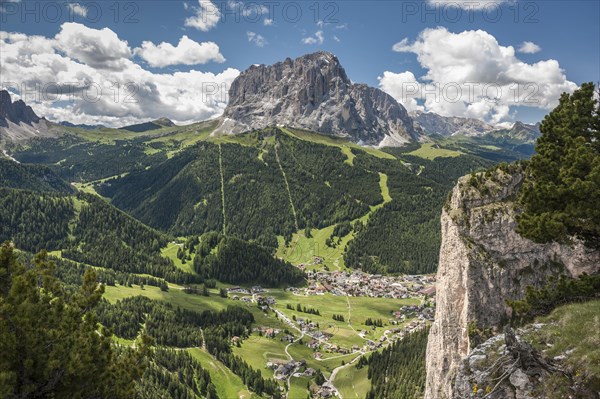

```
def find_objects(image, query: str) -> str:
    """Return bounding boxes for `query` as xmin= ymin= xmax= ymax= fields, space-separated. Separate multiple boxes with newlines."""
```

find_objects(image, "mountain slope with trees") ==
xmin=0 ymin=188 xmax=197 ymax=284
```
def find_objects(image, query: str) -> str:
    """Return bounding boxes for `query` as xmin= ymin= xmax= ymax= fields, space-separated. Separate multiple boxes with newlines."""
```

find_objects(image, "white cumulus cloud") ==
xmin=55 ymin=22 xmax=132 ymax=70
xmin=380 ymin=27 xmax=576 ymax=123
xmin=1 ymin=23 xmax=239 ymax=126
xmin=378 ymin=71 xmax=424 ymax=113
xmin=185 ymin=0 xmax=221 ymax=32
xmin=66 ymin=3 xmax=87 ymax=17
xmin=134 ymin=36 xmax=225 ymax=67
xmin=518 ymin=41 xmax=541 ymax=54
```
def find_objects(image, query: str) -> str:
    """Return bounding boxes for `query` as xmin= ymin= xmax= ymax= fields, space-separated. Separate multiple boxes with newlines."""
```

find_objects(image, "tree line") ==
xmin=364 ymin=327 xmax=429 ymax=399
xmin=193 ymin=232 xmax=305 ymax=287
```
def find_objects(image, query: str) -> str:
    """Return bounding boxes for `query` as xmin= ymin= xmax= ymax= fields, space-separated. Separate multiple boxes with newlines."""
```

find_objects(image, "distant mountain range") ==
xmin=411 ymin=111 xmax=495 ymax=137
xmin=411 ymin=111 xmax=541 ymax=143
xmin=0 ymin=52 xmax=542 ymax=147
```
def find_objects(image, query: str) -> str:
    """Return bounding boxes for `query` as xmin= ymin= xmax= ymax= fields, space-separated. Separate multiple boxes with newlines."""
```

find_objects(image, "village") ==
xmin=225 ymin=267 xmax=436 ymax=397
xmin=291 ymin=265 xmax=436 ymax=299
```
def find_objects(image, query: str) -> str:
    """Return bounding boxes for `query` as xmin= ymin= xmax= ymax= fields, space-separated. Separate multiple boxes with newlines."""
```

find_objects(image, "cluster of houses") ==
xmin=253 ymin=326 xmax=280 ymax=338
xmin=227 ymin=285 xmax=265 ymax=295
xmin=297 ymin=270 xmax=436 ymax=299
xmin=267 ymin=359 xmax=299 ymax=380
xmin=392 ymin=302 xmax=435 ymax=322
xmin=266 ymin=358 xmax=338 ymax=398
xmin=387 ymin=319 xmax=430 ymax=341
xmin=317 ymin=382 xmax=338 ymax=398
xmin=267 ymin=359 xmax=317 ymax=381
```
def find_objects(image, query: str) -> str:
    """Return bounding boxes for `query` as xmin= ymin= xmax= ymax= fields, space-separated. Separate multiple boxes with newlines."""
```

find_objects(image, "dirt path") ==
xmin=274 ymin=141 xmax=299 ymax=230
xmin=327 ymin=352 xmax=363 ymax=399
xmin=218 ymin=144 xmax=227 ymax=234
xmin=199 ymin=327 xmax=206 ymax=350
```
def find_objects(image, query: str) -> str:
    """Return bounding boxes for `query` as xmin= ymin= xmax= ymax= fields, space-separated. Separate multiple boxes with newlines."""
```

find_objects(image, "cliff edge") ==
xmin=425 ymin=164 xmax=600 ymax=399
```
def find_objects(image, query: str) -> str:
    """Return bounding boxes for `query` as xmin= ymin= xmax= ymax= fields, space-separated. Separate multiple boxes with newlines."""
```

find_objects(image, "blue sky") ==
xmin=1 ymin=0 xmax=598 ymax=126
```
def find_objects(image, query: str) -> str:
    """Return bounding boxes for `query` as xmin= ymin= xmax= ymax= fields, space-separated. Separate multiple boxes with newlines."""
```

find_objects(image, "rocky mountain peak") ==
xmin=215 ymin=52 xmax=419 ymax=146
xmin=0 ymin=90 xmax=41 ymax=127
xmin=0 ymin=90 xmax=58 ymax=145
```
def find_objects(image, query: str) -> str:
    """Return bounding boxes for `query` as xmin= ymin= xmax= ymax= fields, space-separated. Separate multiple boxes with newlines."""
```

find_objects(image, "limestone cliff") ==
xmin=425 ymin=164 xmax=600 ymax=399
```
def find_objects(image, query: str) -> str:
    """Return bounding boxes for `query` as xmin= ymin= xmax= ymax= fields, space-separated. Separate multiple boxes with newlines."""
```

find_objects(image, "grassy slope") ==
xmin=334 ymin=364 xmax=370 ymax=399
xmin=276 ymin=171 xmax=392 ymax=271
xmin=407 ymin=142 xmax=463 ymax=159
xmin=287 ymin=343 xmax=360 ymax=378
xmin=161 ymin=242 xmax=195 ymax=274
xmin=288 ymin=376 xmax=311 ymax=399
xmin=188 ymin=348 xmax=259 ymax=399
xmin=527 ymin=300 xmax=600 ymax=378
xmin=103 ymin=285 xmax=231 ymax=312
xmin=62 ymin=120 xmax=216 ymax=143
xmin=233 ymin=334 xmax=289 ymax=376
xmin=282 ymin=127 xmax=396 ymax=161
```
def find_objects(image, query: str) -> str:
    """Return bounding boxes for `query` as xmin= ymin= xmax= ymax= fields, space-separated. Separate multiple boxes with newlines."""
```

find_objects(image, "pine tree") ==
xmin=0 ymin=243 xmax=148 ymax=398
xmin=518 ymin=82 xmax=600 ymax=248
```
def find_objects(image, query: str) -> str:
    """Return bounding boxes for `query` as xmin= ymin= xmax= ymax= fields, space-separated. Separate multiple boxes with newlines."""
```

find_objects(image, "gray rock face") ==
xmin=215 ymin=52 xmax=419 ymax=146
xmin=0 ymin=90 xmax=60 ymax=146
xmin=424 ymin=166 xmax=600 ymax=399
xmin=410 ymin=111 xmax=496 ymax=137
xmin=0 ymin=90 xmax=41 ymax=127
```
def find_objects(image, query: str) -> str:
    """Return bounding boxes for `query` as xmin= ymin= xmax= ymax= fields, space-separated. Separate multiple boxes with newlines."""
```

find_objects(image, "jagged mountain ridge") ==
xmin=215 ymin=51 xmax=420 ymax=146
xmin=0 ymin=90 xmax=41 ymax=127
xmin=2 ymin=70 xmax=541 ymax=148
xmin=0 ymin=90 xmax=60 ymax=145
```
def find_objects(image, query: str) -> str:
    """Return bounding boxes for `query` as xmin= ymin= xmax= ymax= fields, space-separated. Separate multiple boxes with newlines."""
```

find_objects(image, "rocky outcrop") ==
xmin=0 ymin=90 xmax=41 ymax=127
xmin=0 ymin=90 xmax=59 ymax=146
xmin=425 ymin=165 xmax=600 ymax=399
xmin=215 ymin=52 xmax=419 ymax=146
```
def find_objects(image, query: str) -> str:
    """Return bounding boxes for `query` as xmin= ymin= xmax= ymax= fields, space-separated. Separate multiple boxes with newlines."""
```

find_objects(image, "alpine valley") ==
xmin=1 ymin=52 xmax=598 ymax=399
